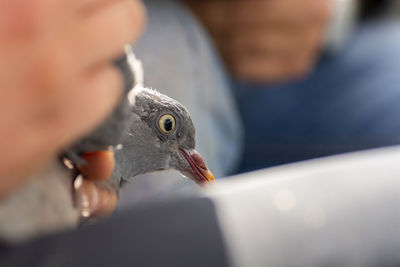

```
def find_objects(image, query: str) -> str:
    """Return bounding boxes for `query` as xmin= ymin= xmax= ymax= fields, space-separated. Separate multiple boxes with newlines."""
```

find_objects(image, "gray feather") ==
xmin=111 ymin=87 xmax=196 ymax=190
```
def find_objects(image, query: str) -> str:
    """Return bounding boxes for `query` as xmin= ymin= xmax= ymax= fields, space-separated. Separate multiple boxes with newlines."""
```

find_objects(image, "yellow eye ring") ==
xmin=158 ymin=114 xmax=176 ymax=134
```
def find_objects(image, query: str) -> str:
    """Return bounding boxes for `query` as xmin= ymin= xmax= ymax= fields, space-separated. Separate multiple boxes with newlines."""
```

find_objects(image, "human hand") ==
xmin=74 ymin=150 xmax=118 ymax=218
xmin=0 ymin=0 xmax=145 ymax=197
xmin=185 ymin=0 xmax=332 ymax=82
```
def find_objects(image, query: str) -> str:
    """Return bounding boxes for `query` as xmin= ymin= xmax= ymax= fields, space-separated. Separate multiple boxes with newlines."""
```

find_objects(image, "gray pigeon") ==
xmin=108 ymin=86 xmax=214 ymax=191
xmin=64 ymin=49 xmax=214 ymax=191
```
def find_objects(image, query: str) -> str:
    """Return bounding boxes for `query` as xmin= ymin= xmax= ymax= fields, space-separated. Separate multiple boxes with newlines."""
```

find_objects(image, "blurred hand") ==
xmin=0 ymin=0 xmax=145 ymax=197
xmin=185 ymin=0 xmax=332 ymax=82
xmin=75 ymin=150 xmax=118 ymax=218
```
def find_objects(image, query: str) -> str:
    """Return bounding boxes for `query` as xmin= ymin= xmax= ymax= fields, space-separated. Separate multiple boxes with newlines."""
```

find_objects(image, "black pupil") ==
xmin=164 ymin=119 xmax=173 ymax=132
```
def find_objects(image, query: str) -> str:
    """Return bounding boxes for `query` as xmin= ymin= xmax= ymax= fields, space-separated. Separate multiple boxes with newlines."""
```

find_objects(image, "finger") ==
xmin=70 ymin=0 xmax=145 ymax=69
xmin=74 ymin=177 xmax=117 ymax=218
xmin=78 ymin=149 xmax=115 ymax=181
xmin=91 ymin=185 xmax=118 ymax=217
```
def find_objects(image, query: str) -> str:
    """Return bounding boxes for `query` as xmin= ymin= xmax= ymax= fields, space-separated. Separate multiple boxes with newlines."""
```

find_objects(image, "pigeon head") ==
xmin=114 ymin=87 xmax=214 ymax=185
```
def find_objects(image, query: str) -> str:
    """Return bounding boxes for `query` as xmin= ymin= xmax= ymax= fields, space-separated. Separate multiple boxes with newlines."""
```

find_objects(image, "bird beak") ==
xmin=178 ymin=148 xmax=215 ymax=185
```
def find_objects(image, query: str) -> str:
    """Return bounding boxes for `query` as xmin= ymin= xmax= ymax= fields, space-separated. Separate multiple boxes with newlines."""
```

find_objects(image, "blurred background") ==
xmin=230 ymin=0 xmax=400 ymax=173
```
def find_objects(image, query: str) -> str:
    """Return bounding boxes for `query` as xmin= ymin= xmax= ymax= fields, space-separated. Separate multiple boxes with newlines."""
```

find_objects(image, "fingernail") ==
xmin=78 ymin=150 xmax=115 ymax=181
xmin=74 ymin=174 xmax=84 ymax=191
xmin=63 ymin=157 xmax=75 ymax=170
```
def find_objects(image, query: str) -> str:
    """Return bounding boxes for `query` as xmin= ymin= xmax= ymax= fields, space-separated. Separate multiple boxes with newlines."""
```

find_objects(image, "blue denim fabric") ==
xmin=235 ymin=20 xmax=400 ymax=172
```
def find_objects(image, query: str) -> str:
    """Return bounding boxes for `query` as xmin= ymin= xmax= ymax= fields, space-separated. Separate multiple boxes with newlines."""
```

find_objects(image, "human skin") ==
xmin=184 ymin=0 xmax=333 ymax=82
xmin=76 ymin=150 xmax=118 ymax=217
xmin=0 ymin=0 xmax=146 ymax=201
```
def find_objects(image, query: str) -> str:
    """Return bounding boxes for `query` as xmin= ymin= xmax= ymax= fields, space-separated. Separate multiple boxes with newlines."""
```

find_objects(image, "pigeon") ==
xmin=107 ymin=86 xmax=215 ymax=192
xmin=65 ymin=47 xmax=214 ymax=191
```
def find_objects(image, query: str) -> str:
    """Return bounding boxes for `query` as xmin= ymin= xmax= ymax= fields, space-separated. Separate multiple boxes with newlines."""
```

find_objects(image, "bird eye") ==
xmin=158 ymin=114 xmax=176 ymax=134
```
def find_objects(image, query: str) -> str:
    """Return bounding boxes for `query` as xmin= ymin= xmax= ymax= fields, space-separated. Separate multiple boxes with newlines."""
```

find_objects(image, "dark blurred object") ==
xmin=360 ymin=0 xmax=392 ymax=20
xmin=0 ymin=197 xmax=229 ymax=267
